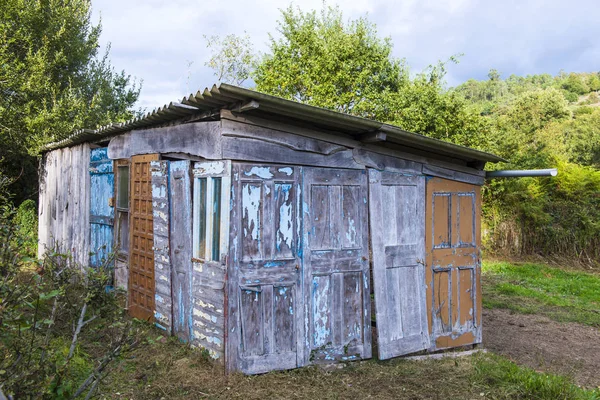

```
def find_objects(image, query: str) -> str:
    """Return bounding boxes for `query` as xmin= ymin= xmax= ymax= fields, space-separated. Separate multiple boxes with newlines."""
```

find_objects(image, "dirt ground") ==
xmin=483 ymin=308 xmax=600 ymax=388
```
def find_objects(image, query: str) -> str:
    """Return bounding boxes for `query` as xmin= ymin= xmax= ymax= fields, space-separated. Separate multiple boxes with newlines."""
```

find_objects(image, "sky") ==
xmin=90 ymin=0 xmax=600 ymax=111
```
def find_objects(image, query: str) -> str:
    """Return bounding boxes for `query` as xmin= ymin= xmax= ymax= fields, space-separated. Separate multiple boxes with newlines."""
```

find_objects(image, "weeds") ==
xmin=0 ymin=178 xmax=141 ymax=399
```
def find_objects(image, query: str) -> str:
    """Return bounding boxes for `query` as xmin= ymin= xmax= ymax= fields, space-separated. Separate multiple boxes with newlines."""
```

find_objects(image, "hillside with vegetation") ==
xmin=453 ymin=71 xmax=600 ymax=263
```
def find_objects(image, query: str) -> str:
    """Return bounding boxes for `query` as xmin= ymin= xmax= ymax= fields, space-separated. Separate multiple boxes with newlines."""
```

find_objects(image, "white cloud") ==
xmin=91 ymin=0 xmax=600 ymax=109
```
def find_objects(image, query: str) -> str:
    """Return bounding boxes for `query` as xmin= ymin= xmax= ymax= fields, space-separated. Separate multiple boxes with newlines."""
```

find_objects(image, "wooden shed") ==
xmin=38 ymin=84 xmax=504 ymax=374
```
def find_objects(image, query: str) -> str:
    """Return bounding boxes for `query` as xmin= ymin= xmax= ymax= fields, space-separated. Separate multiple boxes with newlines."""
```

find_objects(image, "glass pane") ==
xmin=198 ymin=178 xmax=207 ymax=258
xmin=117 ymin=166 xmax=129 ymax=209
xmin=118 ymin=211 xmax=129 ymax=254
xmin=212 ymin=177 xmax=222 ymax=261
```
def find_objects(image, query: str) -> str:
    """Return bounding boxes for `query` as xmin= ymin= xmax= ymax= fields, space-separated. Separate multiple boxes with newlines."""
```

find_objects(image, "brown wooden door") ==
xmin=129 ymin=154 xmax=159 ymax=320
xmin=303 ymin=168 xmax=372 ymax=363
xmin=369 ymin=170 xmax=430 ymax=359
xmin=425 ymin=177 xmax=482 ymax=350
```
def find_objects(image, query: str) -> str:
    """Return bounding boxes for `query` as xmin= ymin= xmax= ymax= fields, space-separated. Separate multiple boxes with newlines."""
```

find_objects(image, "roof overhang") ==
xmin=43 ymin=83 xmax=505 ymax=164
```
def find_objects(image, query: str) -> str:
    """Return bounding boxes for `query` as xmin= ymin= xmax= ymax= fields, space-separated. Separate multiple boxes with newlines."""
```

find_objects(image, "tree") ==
xmin=253 ymin=6 xmax=488 ymax=148
xmin=254 ymin=5 xmax=407 ymax=118
xmin=204 ymin=33 xmax=257 ymax=86
xmin=587 ymin=73 xmax=600 ymax=92
xmin=0 ymin=0 xmax=140 ymax=202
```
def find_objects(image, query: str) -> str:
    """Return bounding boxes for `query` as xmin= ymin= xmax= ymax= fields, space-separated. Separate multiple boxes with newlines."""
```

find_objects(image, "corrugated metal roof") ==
xmin=43 ymin=83 xmax=505 ymax=163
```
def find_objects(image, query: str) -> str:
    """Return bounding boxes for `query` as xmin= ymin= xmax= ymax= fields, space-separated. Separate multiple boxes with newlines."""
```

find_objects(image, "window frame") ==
xmin=192 ymin=161 xmax=231 ymax=263
xmin=114 ymin=159 xmax=131 ymax=260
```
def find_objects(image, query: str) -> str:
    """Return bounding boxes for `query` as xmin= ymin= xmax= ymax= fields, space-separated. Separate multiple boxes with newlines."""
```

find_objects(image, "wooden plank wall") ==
xmin=38 ymin=144 xmax=91 ymax=266
xmin=219 ymin=111 xmax=486 ymax=186
xmin=191 ymin=260 xmax=226 ymax=360
xmin=150 ymin=161 xmax=172 ymax=333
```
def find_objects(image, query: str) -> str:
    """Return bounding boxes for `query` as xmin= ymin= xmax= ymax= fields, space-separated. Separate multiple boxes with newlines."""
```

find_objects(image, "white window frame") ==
xmin=192 ymin=160 xmax=231 ymax=262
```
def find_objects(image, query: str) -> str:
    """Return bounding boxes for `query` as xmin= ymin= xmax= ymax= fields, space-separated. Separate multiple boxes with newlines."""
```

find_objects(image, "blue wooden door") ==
xmin=89 ymin=148 xmax=114 ymax=268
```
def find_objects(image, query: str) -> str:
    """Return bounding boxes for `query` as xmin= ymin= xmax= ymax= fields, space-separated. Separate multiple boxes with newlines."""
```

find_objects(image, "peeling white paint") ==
xmin=278 ymin=167 xmax=293 ymax=176
xmin=244 ymin=166 xmax=274 ymax=179
xmin=346 ymin=218 xmax=357 ymax=246
xmin=276 ymin=184 xmax=293 ymax=253
xmin=312 ymin=276 xmax=331 ymax=347
xmin=242 ymin=183 xmax=261 ymax=242
xmin=193 ymin=308 xmax=218 ymax=323
xmin=194 ymin=161 xmax=225 ymax=175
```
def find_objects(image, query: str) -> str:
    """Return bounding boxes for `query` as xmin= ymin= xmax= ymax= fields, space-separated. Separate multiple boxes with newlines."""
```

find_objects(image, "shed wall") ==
xmin=38 ymin=144 xmax=91 ymax=266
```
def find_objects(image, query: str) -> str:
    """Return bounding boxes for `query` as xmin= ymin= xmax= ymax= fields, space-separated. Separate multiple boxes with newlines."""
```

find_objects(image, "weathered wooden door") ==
xmin=170 ymin=160 xmax=193 ymax=342
xmin=129 ymin=154 xmax=159 ymax=320
xmin=169 ymin=161 xmax=192 ymax=342
xmin=303 ymin=168 xmax=371 ymax=363
xmin=228 ymin=164 xmax=303 ymax=374
xmin=89 ymin=147 xmax=114 ymax=268
xmin=369 ymin=170 xmax=430 ymax=359
xmin=150 ymin=161 xmax=172 ymax=332
xmin=426 ymin=177 xmax=482 ymax=350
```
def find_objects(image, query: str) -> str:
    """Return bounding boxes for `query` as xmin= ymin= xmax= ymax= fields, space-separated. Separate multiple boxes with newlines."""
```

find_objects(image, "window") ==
xmin=115 ymin=162 xmax=130 ymax=258
xmin=193 ymin=162 xmax=230 ymax=262
xmin=117 ymin=165 xmax=129 ymax=209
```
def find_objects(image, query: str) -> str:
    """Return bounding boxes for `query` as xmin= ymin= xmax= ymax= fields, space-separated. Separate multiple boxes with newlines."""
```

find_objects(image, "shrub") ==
xmin=0 ymin=181 xmax=138 ymax=399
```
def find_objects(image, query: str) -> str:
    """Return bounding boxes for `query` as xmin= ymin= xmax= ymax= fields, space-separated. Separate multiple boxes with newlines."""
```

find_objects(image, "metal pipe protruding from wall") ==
xmin=485 ymin=168 xmax=558 ymax=178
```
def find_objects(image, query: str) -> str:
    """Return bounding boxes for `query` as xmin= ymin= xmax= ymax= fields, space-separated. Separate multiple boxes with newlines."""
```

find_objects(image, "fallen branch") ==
xmin=71 ymin=327 xmax=138 ymax=399
xmin=68 ymin=303 xmax=97 ymax=359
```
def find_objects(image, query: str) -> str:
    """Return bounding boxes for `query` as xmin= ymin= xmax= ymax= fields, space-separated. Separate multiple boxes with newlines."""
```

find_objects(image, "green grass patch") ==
xmin=472 ymin=353 xmax=600 ymax=399
xmin=482 ymin=261 xmax=600 ymax=326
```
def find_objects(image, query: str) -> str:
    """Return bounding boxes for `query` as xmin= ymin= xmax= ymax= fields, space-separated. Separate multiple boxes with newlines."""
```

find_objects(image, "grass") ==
xmin=79 ymin=260 xmax=600 ymax=397
xmin=472 ymin=353 xmax=599 ymax=400
xmin=97 ymin=336 xmax=599 ymax=399
xmin=482 ymin=261 xmax=600 ymax=327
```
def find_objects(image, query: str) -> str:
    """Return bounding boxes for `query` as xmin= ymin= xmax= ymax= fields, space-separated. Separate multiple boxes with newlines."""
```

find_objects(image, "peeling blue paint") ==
xmin=89 ymin=147 xmax=114 ymax=268
xmin=264 ymin=261 xmax=284 ymax=268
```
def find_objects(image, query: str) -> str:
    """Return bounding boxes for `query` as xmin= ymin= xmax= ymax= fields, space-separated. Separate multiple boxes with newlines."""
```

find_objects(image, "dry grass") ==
xmin=98 ymin=334 xmax=598 ymax=399
xmin=100 ymin=337 xmax=479 ymax=399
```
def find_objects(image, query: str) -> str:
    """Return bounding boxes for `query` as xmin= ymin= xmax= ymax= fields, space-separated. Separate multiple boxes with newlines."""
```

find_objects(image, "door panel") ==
xmin=129 ymin=154 xmax=159 ymax=320
xmin=89 ymin=148 xmax=114 ymax=268
xmin=426 ymin=177 xmax=481 ymax=350
xmin=150 ymin=160 xmax=171 ymax=332
xmin=228 ymin=164 xmax=303 ymax=374
xmin=369 ymin=170 xmax=429 ymax=359
xmin=170 ymin=160 xmax=193 ymax=342
xmin=303 ymin=168 xmax=371 ymax=363
xmin=191 ymin=160 xmax=231 ymax=358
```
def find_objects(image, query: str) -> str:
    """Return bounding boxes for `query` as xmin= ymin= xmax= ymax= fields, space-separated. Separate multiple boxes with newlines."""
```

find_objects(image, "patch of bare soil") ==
xmin=483 ymin=308 xmax=600 ymax=388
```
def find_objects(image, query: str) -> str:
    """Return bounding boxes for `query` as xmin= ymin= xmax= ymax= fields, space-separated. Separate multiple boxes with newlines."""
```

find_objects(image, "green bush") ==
xmin=483 ymin=161 xmax=600 ymax=262
xmin=0 ymin=180 xmax=137 ymax=399
xmin=562 ymin=89 xmax=579 ymax=103
xmin=14 ymin=199 xmax=38 ymax=257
